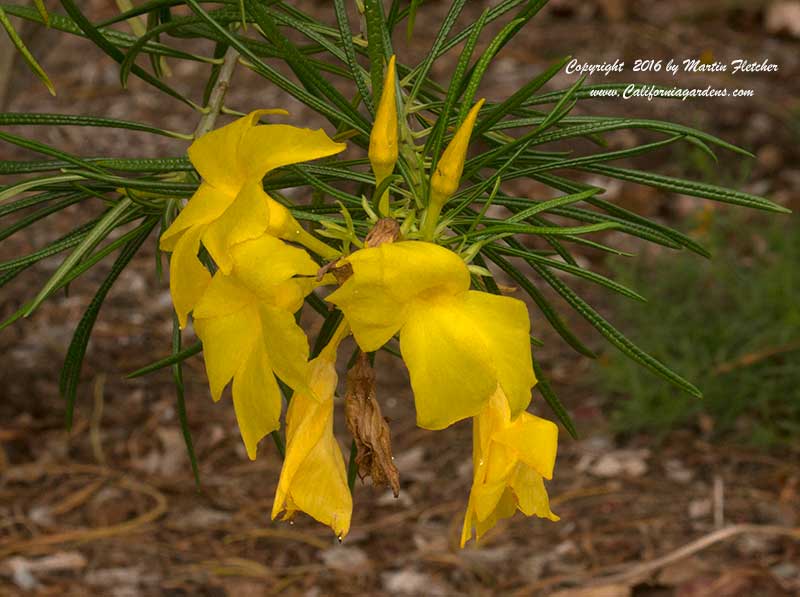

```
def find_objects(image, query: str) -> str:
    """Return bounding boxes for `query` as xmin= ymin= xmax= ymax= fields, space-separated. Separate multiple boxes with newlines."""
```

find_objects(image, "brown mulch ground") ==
xmin=1 ymin=1 xmax=798 ymax=595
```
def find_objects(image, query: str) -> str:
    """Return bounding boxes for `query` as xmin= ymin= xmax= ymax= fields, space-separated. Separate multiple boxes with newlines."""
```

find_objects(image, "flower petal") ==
xmin=193 ymin=271 xmax=254 ymax=320
xmin=231 ymin=235 xmax=319 ymax=298
xmin=239 ymin=124 xmax=346 ymax=181
xmin=258 ymin=304 xmax=311 ymax=395
xmin=188 ymin=110 xmax=288 ymax=195
xmin=168 ymin=224 xmax=212 ymax=328
xmin=194 ymin=304 xmax=257 ymax=402
xmin=326 ymin=241 xmax=470 ymax=350
xmin=273 ymin=359 xmax=351 ymax=537
xmin=493 ymin=412 xmax=559 ymax=480
xmin=511 ymin=465 xmax=559 ymax=521
xmin=231 ymin=339 xmax=283 ymax=460
xmin=160 ymin=183 xmax=230 ymax=252
xmin=399 ymin=296 xmax=496 ymax=429
xmin=461 ymin=291 xmax=537 ymax=417
xmin=201 ymin=180 xmax=270 ymax=274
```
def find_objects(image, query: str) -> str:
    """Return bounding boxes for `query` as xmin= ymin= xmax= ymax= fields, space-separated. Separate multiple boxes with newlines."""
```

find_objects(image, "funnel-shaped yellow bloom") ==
xmin=192 ymin=235 xmax=319 ymax=460
xmin=160 ymin=110 xmax=346 ymax=326
xmin=272 ymin=356 xmax=352 ymax=538
xmin=461 ymin=387 xmax=558 ymax=546
xmin=430 ymin=99 xmax=484 ymax=207
xmin=369 ymin=55 xmax=398 ymax=215
xmin=327 ymin=241 xmax=536 ymax=429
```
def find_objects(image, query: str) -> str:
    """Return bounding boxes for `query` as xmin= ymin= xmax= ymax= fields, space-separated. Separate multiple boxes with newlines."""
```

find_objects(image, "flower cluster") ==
xmin=160 ymin=59 xmax=558 ymax=545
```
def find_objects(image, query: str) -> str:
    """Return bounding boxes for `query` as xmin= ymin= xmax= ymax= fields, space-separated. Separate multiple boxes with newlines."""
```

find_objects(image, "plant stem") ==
xmin=420 ymin=202 xmax=442 ymax=241
xmin=194 ymin=46 xmax=239 ymax=138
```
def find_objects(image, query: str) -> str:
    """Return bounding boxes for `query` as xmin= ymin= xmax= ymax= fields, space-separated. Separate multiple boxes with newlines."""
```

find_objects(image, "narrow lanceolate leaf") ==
xmin=126 ymin=341 xmax=202 ymax=378
xmin=424 ymin=8 xmax=488 ymax=170
xmin=485 ymin=250 xmax=597 ymax=359
xmin=531 ymin=261 xmax=702 ymax=398
xmin=583 ymin=164 xmax=790 ymax=214
xmin=0 ymin=7 xmax=55 ymax=95
xmin=493 ymin=244 xmax=646 ymax=302
xmin=333 ymin=0 xmax=373 ymax=114
xmin=457 ymin=17 xmax=525 ymax=122
xmin=532 ymin=357 xmax=578 ymax=439
xmin=0 ymin=222 xmax=154 ymax=330
xmin=473 ymin=55 xmax=571 ymax=137
xmin=24 ymin=198 xmax=134 ymax=317
xmin=0 ymin=113 xmax=191 ymax=139
xmin=363 ymin=0 xmax=390 ymax=95
xmin=245 ymin=0 xmax=369 ymax=133
xmin=60 ymin=218 xmax=156 ymax=429
xmin=172 ymin=312 xmax=201 ymax=487
xmin=407 ymin=0 xmax=467 ymax=102
xmin=0 ymin=195 xmax=84 ymax=242
xmin=59 ymin=0 xmax=200 ymax=110
xmin=0 ymin=174 xmax=85 ymax=202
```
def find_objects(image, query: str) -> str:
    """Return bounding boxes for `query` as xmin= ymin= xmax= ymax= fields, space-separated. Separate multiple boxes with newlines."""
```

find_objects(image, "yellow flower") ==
xmin=192 ymin=234 xmax=319 ymax=460
xmin=160 ymin=110 xmax=346 ymax=326
xmin=326 ymin=241 xmax=536 ymax=429
xmin=368 ymin=55 xmax=398 ymax=215
xmin=461 ymin=386 xmax=559 ymax=547
xmin=430 ymin=99 xmax=484 ymax=207
xmin=272 ymin=354 xmax=352 ymax=539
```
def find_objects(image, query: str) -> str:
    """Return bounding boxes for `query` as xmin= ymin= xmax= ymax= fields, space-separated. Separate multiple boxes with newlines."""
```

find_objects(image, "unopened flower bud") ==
xmin=368 ymin=56 xmax=398 ymax=190
xmin=430 ymin=99 xmax=484 ymax=207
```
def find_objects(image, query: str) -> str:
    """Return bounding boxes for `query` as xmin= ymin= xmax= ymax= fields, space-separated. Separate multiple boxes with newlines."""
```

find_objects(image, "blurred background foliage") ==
xmin=599 ymin=211 xmax=799 ymax=446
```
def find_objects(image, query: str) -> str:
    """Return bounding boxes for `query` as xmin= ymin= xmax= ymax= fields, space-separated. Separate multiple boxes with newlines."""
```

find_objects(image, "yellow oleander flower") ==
xmin=326 ymin=241 xmax=536 ymax=429
xmin=272 ymin=355 xmax=352 ymax=539
xmin=430 ymin=99 xmax=484 ymax=207
xmin=368 ymin=55 xmax=398 ymax=215
xmin=461 ymin=386 xmax=559 ymax=547
xmin=192 ymin=235 xmax=319 ymax=460
xmin=160 ymin=110 xmax=346 ymax=326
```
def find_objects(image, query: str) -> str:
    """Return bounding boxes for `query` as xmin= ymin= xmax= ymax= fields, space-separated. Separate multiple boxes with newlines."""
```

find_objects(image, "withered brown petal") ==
xmin=345 ymin=352 xmax=400 ymax=497
xmin=365 ymin=218 xmax=400 ymax=248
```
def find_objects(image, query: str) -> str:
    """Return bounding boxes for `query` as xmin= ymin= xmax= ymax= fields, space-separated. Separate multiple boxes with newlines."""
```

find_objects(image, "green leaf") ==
xmin=494 ymin=244 xmax=646 ymax=302
xmin=244 ymin=0 xmax=369 ymax=133
xmin=59 ymin=0 xmax=201 ymax=110
xmin=531 ymin=260 xmax=702 ymax=398
xmin=408 ymin=0 xmax=467 ymax=103
xmin=585 ymin=164 xmax=790 ymax=214
xmin=172 ymin=312 xmax=201 ymax=487
xmin=424 ymin=7 xmax=488 ymax=171
xmin=486 ymin=250 xmax=597 ymax=359
xmin=127 ymin=341 xmax=202 ymax=378
xmin=60 ymin=218 xmax=156 ymax=428
xmin=0 ymin=6 xmax=55 ymax=95
xmin=457 ymin=17 xmax=525 ymax=122
xmin=0 ymin=112 xmax=192 ymax=141
xmin=24 ymin=198 xmax=135 ymax=317
xmin=0 ymin=174 xmax=85 ymax=202
xmin=473 ymin=55 xmax=571 ymax=137
xmin=532 ymin=357 xmax=578 ymax=439
xmin=0 ymin=195 xmax=84 ymax=242
xmin=333 ymin=0 xmax=373 ymax=114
